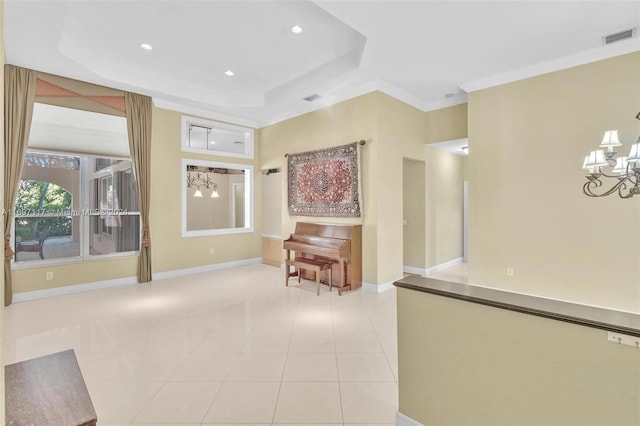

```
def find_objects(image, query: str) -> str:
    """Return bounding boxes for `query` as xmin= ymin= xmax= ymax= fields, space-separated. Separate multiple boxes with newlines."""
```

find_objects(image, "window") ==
xmin=181 ymin=115 xmax=254 ymax=159
xmin=13 ymin=103 xmax=140 ymax=264
xmin=182 ymin=159 xmax=254 ymax=237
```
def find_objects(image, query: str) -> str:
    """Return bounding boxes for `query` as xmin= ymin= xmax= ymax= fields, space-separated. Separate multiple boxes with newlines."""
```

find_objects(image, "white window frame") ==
xmin=12 ymin=150 xmax=140 ymax=268
xmin=181 ymin=158 xmax=254 ymax=237
xmin=181 ymin=115 xmax=254 ymax=159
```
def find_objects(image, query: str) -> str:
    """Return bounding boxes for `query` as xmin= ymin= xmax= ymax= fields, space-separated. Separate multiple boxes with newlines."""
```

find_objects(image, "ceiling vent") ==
xmin=603 ymin=28 xmax=635 ymax=45
xmin=302 ymin=94 xmax=321 ymax=102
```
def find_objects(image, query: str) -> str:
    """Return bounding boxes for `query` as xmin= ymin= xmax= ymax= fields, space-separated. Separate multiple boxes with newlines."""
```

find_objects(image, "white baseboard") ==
xmin=403 ymin=266 xmax=427 ymax=276
xmin=397 ymin=411 xmax=425 ymax=426
xmin=404 ymin=257 xmax=464 ymax=277
xmin=153 ymin=257 xmax=263 ymax=280
xmin=362 ymin=280 xmax=396 ymax=293
xmin=423 ymin=257 xmax=464 ymax=276
xmin=261 ymin=234 xmax=282 ymax=240
xmin=12 ymin=257 xmax=264 ymax=303
xmin=12 ymin=276 xmax=138 ymax=303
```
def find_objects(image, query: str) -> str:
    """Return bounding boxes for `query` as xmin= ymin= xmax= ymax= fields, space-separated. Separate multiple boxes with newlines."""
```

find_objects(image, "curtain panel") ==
xmin=4 ymin=65 xmax=36 ymax=306
xmin=125 ymin=92 xmax=152 ymax=283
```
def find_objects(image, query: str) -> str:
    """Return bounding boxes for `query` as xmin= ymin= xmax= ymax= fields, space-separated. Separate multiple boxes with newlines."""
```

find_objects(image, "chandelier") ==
xmin=186 ymin=167 xmax=220 ymax=198
xmin=582 ymin=113 xmax=640 ymax=198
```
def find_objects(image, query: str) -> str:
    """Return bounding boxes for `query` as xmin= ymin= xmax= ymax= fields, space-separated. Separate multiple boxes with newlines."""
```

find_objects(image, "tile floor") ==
xmin=3 ymin=263 xmax=398 ymax=425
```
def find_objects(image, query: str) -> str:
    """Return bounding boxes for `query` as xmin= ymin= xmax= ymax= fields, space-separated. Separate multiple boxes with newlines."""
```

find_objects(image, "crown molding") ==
xmin=422 ymin=94 xmax=468 ymax=112
xmin=374 ymin=80 xmax=431 ymax=111
xmin=460 ymin=38 xmax=640 ymax=93
xmin=153 ymin=98 xmax=259 ymax=128
xmin=256 ymin=79 xmax=381 ymax=128
xmin=257 ymin=79 xmax=468 ymax=127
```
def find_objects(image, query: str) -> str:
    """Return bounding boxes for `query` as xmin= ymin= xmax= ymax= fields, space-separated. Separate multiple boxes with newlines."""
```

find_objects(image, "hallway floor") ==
xmin=3 ymin=264 xmax=398 ymax=425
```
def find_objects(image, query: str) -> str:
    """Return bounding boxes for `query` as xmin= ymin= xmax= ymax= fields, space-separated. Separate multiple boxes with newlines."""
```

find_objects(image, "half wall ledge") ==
xmin=394 ymin=276 xmax=640 ymax=338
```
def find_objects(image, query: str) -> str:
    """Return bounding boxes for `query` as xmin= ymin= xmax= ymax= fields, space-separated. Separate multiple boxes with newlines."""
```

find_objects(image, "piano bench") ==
xmin=285 ymin=258 xmax=334 ymax=296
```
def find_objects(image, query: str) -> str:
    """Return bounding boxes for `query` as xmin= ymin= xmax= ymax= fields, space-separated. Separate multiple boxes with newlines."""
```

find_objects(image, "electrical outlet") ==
xmin=46 ymin=271 xmax=53 ymax=280
xmin=209 ymin=248 xmax=215 ymax=255
xmin=506 ymin=267 xmax=514 ymax=276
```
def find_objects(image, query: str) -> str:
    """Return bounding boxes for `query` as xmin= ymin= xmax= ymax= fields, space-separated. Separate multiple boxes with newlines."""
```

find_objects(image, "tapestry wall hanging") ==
xmin=288 ymin=142 xmax=363 ymax=217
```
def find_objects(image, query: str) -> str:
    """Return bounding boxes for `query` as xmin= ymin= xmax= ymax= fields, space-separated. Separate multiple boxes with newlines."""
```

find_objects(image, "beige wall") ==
xmin=1 ymin=0 xmax=6 ymax=421
xmin=260 ymin=92 xmax=468 ymax=285
xmin=468 ymin=52 xmax=640 ymax=312
xmin=260 ymin=92 xmax=381 ymax=283
xmin=261 ymin=171 xmax=282 ymax=237
xmin=12 ymin=106 xmax=262 ymax=293
xmin=424 ymin=102 xmax=468 ymax=144
xmin=150 ymin=107 xmax=261 ymax=272
xmin=398 ymin=287 xmax=640 ymax=425
xmin=425 ymin=146 xmax=465 ymax=268
xmin=375 ymin=95 xmax=430 ymax=284
xmin=402 ymin=159 xmax=425 ymax=270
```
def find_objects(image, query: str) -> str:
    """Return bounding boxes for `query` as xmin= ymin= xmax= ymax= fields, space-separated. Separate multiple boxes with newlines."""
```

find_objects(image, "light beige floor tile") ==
xmin=132 ymin=381 xmax=222 ymax=424
xmin=194 ymin=333 xmax=247 ymax=353
xmin=331 ymin=313 xmax=374 ymax=333
xmin=145 ymin=329 xmax=207 ymax=353
xmin=3 ymin=264 xmax=400 ymax=424
xmin=289 ymin=331 xmax=335 ymax=353
xmin=340 ymin=382 xmax=398 ymax=424
xmin=385 ymin=353 xmax=399 ymax=383
xmin=368 ymin=314 xmax=397 ymax=333
xmin=282 ymin=353 xmax=339 ymax=381
xmin=251 ymin=315 xmax=296 ymax=333
xmin=376 ymin=332 xmax=398 ymax=353
xmin=203 ymin=382 xmax=280 ymax=423
xmin=273 ymin=382 xmax=342 ymax=424
xmin=241 ymin=331 xmax=292 ymax=352
xmin=202 ymin=424 xmax=270 ymax=426
xmin=133 ymin=424 xmax=198 ymax=426
xmin=82 ymin=351 xmax=187 ymax=383
xmin=334 ymin=332 xmax=383 ymax=353
xmin=170 ymin=352 xmax=237 ymax=381
xmin=226 ymin=352 xmax=286 ymax=381
xmin=87 ymin=381 xmax=163 ymax=424
xmin=336 ymin=353 xmax=395 ymax=382
xmin=347 ymin=424 xmax=395 ymax=426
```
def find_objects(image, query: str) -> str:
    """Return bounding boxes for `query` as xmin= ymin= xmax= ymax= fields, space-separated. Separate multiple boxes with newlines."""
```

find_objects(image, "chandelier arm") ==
xmin=583 ymin=176 xmax=630 ymax=197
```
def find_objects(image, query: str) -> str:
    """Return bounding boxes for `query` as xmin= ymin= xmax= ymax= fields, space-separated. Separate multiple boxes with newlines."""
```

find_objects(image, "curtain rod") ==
xmin=285 ymin=140 xmax=366 ymax=157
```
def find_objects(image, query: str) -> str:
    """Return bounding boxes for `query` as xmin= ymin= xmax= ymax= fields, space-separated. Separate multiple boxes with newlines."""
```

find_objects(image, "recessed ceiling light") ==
xmin=209 ymin=140 xmax=216 ymax=144
xmin=291 ymin=25 xmax=303 ymax=34
xmin=224 ymin=70 xmax=234 ymax=76
xmin=140 ymin=43 xmax=153 ymax=51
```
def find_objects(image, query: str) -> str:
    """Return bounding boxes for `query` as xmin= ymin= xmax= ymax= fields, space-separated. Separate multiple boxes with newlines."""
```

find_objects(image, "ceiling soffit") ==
xmin=55 ymin=1 xmax=366 ymax=109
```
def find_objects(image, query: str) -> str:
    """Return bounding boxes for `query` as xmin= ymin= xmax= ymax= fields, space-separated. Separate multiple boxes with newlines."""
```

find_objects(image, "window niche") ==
xmin=181 ymin=115 xmax=254 ymax=159
xmin=181 ymin=159 xmax=254 ymax=237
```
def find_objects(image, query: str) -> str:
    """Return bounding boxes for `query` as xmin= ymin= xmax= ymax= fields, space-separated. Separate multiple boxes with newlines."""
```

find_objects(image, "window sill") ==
xmin=11 ymin=251 xmax=139 ymax=270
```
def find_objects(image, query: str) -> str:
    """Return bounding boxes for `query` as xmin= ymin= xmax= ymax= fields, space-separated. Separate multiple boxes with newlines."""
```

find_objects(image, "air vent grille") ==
xmin=302 ymin=94 xmax=321 ymax=102
xmin=604 ymin=28 xmax=635 ymax=45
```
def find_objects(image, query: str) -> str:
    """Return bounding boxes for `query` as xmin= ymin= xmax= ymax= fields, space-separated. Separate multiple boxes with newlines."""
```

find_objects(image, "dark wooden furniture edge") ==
xmin=5 ymin=349 xmax=97 ymax=425
xmin=394 ymin=276 xmax=640 ymax=338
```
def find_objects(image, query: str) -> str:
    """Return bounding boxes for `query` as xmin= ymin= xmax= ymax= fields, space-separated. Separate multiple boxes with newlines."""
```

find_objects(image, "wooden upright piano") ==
xmin=283 ymin=222 xmax=362 ymax=292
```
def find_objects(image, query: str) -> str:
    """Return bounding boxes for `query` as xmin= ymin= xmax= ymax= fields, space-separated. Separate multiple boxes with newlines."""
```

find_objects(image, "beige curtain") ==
xmin=125 ymin=92 xmax=152 ymax=282
xmin=4 ymin=66 xmax=36 ymax=306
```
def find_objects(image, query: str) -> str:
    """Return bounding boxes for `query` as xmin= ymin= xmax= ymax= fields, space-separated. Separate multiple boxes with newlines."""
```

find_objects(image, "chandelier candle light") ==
xmin=582 ymin=113 xmax=640 ymax=198
xmin=187 ymin=167 xmax=220 ymax=198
